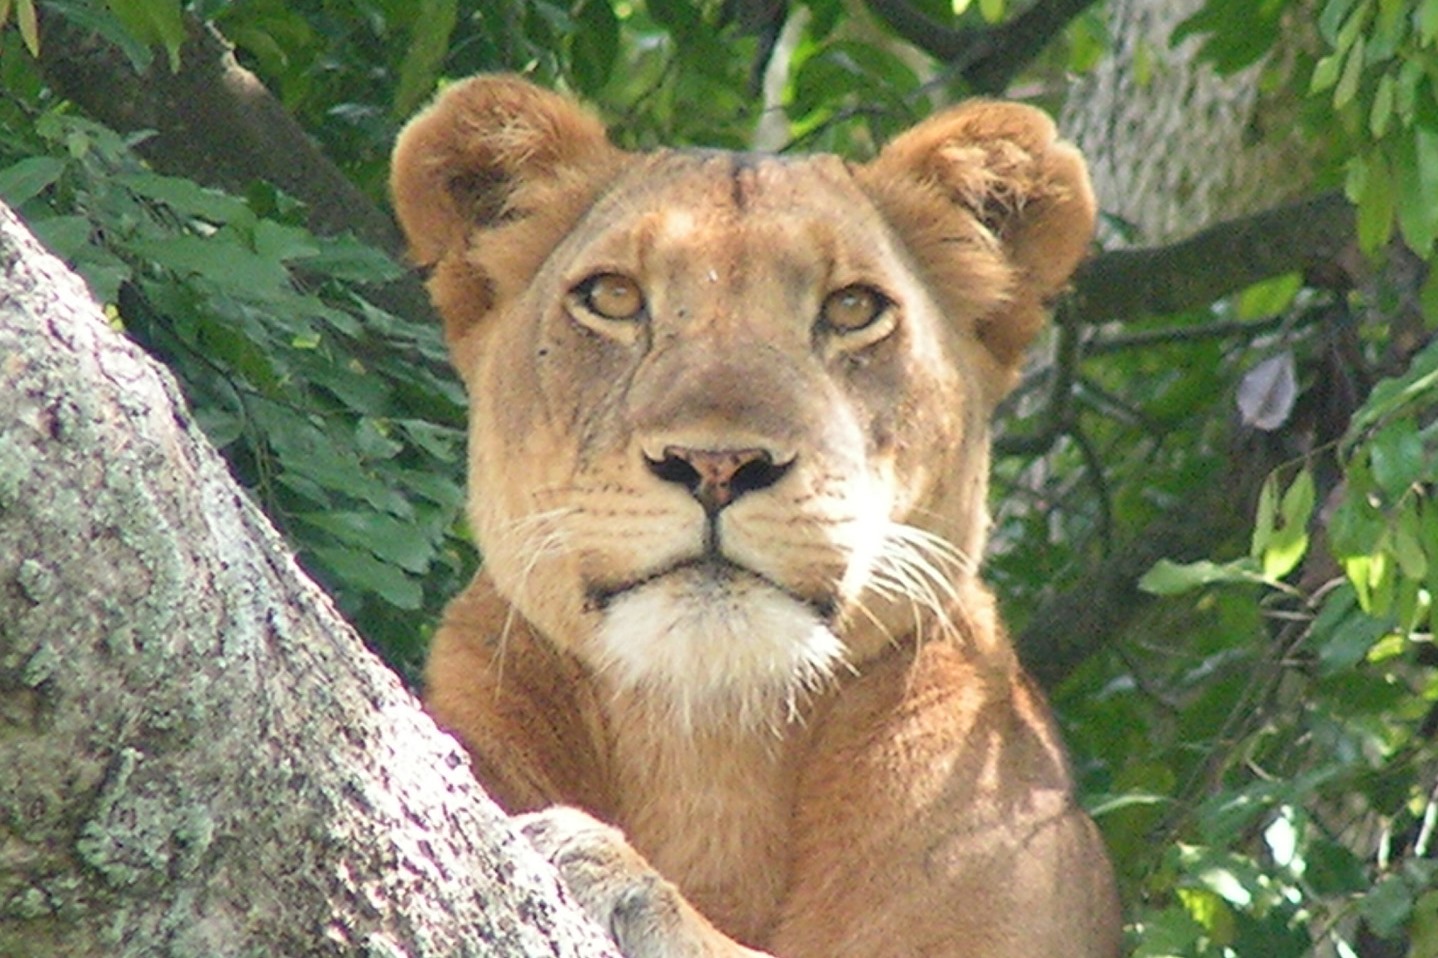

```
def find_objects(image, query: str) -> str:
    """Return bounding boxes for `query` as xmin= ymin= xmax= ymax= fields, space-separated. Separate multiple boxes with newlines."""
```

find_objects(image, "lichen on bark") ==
xmin=0 ymin=201 xmax=616 ymax=958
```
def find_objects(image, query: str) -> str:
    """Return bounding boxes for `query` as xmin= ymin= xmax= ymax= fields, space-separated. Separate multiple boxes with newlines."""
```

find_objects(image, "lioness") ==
xmin=390 ymin=75 xmax=1121 ymax=958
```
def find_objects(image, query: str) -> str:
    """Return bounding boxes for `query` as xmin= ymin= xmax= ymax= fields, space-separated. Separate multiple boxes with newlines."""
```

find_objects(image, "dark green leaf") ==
xmin=0 ymin=156 xmax=65 ymax=204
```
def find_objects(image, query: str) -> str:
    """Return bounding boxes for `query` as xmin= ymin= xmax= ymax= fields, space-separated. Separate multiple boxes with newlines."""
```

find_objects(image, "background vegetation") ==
xmin=0 ymin=1 xmax=1434 ymax=955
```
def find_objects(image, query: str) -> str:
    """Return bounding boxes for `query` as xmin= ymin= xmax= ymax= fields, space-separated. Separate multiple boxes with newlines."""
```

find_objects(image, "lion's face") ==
xmin=392 ymin=78 xmax=1094 ymax=727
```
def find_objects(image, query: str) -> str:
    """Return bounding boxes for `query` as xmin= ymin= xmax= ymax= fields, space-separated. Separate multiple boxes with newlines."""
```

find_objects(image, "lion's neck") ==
xmin=599 ymin=682 xmax=810 ymax=946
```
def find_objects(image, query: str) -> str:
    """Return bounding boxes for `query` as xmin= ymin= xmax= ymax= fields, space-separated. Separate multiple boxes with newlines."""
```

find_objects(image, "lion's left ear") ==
xmin=858 ymin=102 xmax=1095 ymax=369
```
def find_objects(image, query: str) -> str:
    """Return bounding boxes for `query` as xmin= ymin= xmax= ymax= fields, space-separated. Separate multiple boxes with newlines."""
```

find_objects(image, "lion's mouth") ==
xmin=584 ymin=555 xmax=840 ymax=624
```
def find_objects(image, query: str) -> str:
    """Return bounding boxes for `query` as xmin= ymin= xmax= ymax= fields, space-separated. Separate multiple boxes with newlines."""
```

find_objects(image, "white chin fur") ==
xmin=592 ymin=568 xmax=846 ymax=732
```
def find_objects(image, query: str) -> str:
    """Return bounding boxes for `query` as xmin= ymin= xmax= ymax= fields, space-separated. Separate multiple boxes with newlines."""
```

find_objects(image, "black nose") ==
xmin=646 ymin=446 xmax=791 ymax=512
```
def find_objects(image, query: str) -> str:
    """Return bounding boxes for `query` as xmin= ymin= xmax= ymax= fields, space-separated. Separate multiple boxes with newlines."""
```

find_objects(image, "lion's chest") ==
xmin=606 ymin=712 xmax=802 ymax=946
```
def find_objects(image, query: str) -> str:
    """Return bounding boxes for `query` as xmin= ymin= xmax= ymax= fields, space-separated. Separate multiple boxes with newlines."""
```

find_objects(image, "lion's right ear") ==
xmin=389 ymin=76 xmax=621 ymax=366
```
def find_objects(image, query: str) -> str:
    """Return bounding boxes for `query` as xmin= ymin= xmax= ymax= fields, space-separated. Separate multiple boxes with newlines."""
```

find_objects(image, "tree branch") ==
xmin=1010 ymin=195 xmax=1359 ymax=687
xmin=34 ymin=12 xmax=437 ymax=334
xmin=863 ymin=0 xmax=1102 ymax=94
xmin=1070 ymin=191 xmax=1356 ymax=327
xmin=0 ymin=201 xmax=616 ymax=957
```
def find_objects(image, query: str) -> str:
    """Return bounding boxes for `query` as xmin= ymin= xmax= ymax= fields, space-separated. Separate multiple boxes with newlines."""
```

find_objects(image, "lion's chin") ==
xmin=589 ymin=565 xmax=847 ymax=733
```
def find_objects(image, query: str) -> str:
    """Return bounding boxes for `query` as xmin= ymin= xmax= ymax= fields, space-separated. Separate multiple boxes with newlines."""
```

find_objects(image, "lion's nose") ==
xmin=646 ymin=446 xmax=792 ymax=512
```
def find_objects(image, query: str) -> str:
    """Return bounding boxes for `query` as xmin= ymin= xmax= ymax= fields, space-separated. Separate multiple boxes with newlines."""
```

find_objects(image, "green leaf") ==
xmin=114 ymin=171 xmax=253 ymax=225
xmin=253 ymin=219 xmax=320 ymax=263
xmin=0 ymin=155 xmax=65 ymax=205
xmin=129 ymin=233 xmax=293 ymax=301
xmin=299 ymin=235 xmax=402 ymax=283
xmin=15 ymin=0 xmax=37 ymax=56
xmin=106 ymin=0 xmax=185 ymax=72
xmin=1139 ymin=557 xmax=1265 ymax=595
xmin=1424 ymin=500 xmax=1438 ymax=637
xmin=1411 ymin=891 xmax=1438 ymax=958
xmin=1370 ymin=71 xmax=1394 ymax=138
xmin=1350 ymin=150 xmax=1397 ymax=254
xmin=1422 ymin=0 xmax=1438 ymax=44
xmin=1347 ymin=338 xmax=1438 ymax=438
xmin=1263 ymin=469 xmax=1314 ymax=580
xmin=1395 ymin=127 xmax=1438 ymax=255
xmin=1368 ymin=419 xmax=1426 ymax=497
xmin=568 ymin=0 xmax=620 ymax=96
xmin=1251 ymin=473 xmax=1279 ymax=559
xmin=1390 ymin=505 xmax=1428 ymax=580
xmin=1333 ymin=35 xmax=1365 ymax=109
xmin=1319 ymin=0 xmax=1361 ymax=45
xmin=1236 ymin=272 xmax=1302 ymax=319
xmin=1311 ymin=52 xmax=1342 ymax=93
xmin=1304 ymin=837 xmax=1370 ymax=895
xmin=1368 ymin=0 xmax=1407 ymax=59
xmin=29 ymin=215 xmax=92 ymax=260
xmin=299 ymin=511 xmax=436 ymax=574
xmin=1314 ymin=601 xmax=1388 ymax=674
xmin=393 ymin=0 xmax=458 ymax=117
xmin=308 ymin=545 xmax=425 ymax=610
xmin=1360 ymin=875 xmax=1414 ymax=938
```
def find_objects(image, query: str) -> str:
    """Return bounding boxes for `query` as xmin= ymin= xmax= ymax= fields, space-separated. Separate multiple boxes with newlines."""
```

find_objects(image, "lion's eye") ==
xmin=578 ymin=273 xmax=645 ymax=321
xmin=820 ymin=285 xmax=889 ymax=333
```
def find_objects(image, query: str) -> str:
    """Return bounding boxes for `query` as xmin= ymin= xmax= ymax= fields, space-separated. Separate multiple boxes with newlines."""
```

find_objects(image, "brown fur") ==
xmin=392 ymin=75 xmax=1120 ymax=958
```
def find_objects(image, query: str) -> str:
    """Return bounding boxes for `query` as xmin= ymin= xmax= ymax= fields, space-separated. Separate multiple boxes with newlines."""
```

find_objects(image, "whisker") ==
xmin=864 ymin=521 xmax=979 ymax=646
xmin=486 ymin=508 xmax=575 ymax=696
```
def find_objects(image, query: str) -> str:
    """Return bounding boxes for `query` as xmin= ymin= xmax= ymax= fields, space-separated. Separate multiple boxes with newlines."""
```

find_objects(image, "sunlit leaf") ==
xmin=1139 ymin=558 xmax=1266 ymax=595
xmin=16 ymin=0 xmax=37 ymax=56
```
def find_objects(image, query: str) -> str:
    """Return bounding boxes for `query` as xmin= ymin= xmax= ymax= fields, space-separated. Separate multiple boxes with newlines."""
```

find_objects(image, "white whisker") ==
xmin=486 ymin=507 xmax=576 ymax=694
xmin=860 ymin=521 xmax=978 ymax=646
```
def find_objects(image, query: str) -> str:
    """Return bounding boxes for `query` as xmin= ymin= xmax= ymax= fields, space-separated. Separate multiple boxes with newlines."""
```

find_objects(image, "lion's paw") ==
xmin=518 ymin=807 xmax=679 ymax=955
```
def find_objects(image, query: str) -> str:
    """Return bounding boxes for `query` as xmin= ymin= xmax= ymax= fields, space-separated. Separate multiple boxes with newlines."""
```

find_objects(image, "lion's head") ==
xmin=391 ymin=76 xmax=1093 ymax=728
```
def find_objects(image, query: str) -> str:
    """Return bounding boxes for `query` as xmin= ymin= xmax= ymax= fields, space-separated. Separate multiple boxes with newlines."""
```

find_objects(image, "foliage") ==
xmin=0 ymin=1 xmax=1435 ymax=956
xmin=0 ymin=53 xmax=473 ymax=677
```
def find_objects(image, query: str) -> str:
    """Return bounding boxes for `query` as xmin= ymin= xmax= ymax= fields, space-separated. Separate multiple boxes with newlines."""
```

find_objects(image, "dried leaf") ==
xmin=1237 ymin=351 xmax=1298 ymax=431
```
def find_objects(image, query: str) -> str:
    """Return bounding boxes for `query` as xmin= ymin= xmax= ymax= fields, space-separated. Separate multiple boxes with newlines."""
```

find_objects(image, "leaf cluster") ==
xmin=0 ymin=92 xmax=473 ymax=677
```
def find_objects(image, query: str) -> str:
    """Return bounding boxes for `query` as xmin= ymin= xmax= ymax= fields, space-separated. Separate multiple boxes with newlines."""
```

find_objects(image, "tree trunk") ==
xmin=1058 ymin=0 xmax=1313 ymax=245
xmin=0 ymin=202 xmax=616 ymax=958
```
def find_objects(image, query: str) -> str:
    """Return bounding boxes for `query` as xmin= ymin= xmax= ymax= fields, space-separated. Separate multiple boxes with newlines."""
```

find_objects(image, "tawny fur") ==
xmin=392 ymin=75 xmax=1121 ymax=958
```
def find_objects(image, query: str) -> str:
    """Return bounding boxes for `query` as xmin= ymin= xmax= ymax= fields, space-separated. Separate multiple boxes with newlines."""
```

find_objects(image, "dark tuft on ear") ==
xmin=390 ymin=75 xmax=619 ymax=267
xmin=389 ymin=75 xmax=623 ymax=372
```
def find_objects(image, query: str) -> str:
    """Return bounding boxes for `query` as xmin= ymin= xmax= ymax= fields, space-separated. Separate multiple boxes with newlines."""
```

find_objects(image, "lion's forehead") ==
xmin=560 ymin=151 xmax=908 ymax=289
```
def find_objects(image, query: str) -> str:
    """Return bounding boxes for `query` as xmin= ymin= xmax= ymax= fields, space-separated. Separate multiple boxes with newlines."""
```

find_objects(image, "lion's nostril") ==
xmin=647 ymin=453 xmax=703 ymax=494
xmin=729 ymin=455 xmax=789 ymax=499
xmin=646 ymin=446 xmax=790 ymax=512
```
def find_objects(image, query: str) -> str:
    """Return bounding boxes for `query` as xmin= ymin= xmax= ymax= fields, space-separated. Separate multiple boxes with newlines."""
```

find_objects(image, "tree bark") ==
xmin=0 ymin=202 xmax=616 ymax=957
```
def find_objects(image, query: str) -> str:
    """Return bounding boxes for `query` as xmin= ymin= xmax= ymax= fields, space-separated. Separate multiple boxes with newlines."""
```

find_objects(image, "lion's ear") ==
xmin=859 ymin=102 xmax=1095 ymax=369
xmin=389 ymin=76 xmax=622 ymax=369
xmin=390 ymin=74 xmax=617 ymax=266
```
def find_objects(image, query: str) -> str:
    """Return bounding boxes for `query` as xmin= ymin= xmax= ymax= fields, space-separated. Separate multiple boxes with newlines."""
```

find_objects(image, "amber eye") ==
xmin=820 ymin=285 xmax=889 ymax=333
xmin=578 ymin=273 xmax=645 ymax=321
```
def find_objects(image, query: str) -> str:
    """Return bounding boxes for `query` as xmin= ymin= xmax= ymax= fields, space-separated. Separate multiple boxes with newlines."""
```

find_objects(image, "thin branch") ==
xmin=1069 ymin=425 xmax=1114 ymax=555
xmin=1084 ymin=314 xmax=1290 ymax=354
xmin=863 ymin=0 xmax=1102 ymax=94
